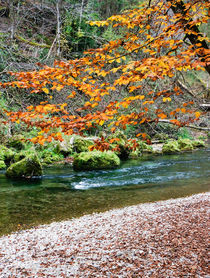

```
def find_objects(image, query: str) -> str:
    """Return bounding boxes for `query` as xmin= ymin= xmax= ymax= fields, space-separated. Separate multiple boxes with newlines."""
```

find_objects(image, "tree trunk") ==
xmin=56 ymin=0 xmax=61 ymax=57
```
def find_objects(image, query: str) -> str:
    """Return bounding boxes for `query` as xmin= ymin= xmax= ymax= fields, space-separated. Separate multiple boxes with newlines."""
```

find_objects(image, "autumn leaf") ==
xmin=195 ymin=111 xmax=201 ymax=118
xmin=42 ymin=88 xmax=49 ymax=94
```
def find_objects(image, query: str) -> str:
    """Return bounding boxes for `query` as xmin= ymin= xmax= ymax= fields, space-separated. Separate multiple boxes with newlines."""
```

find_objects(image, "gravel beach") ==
xmin=0 ymin=192 xmax=209 ymax=277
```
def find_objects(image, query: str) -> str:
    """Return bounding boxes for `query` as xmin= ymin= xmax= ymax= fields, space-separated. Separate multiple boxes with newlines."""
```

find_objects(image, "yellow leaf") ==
xmin=42 ymin=88 xmax=49 ymax=94
xmin=56 ymin=85 xmax=64 ymax=91
xmin=92 ymin=102 xmax=98 ymax=108
xmin=99 ymin=120 xmax=104 ymax=126
xmin=163 ymin=97 xmax=171 ymax=102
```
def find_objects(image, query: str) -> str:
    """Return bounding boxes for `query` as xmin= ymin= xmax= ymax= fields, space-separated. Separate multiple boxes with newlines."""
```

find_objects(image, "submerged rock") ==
xmin=73 ymin=151 xmax=120 ymax=171
xmin=162 ymin=141 xmax=180 ymax=154
xmin=6 ymin=154 xmax=42 ymax=178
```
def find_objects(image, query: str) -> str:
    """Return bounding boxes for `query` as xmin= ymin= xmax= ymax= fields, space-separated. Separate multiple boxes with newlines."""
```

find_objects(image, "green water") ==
xmin=0 ymin=149 xmax=209 ymax=236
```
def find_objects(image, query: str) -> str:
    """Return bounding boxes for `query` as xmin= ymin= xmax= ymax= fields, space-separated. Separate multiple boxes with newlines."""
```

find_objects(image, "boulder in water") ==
xmin=73 ymin=151 xmax=120 ymax=171
xmin=6 ymin=154 xmax=42 ymax=178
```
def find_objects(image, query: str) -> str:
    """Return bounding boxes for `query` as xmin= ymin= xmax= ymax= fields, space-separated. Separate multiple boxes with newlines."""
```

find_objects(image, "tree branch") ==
xmin=167 ymin=0 xmax=210 ymax=75
xmin=159 ymin=119 xmax=210 ymax=131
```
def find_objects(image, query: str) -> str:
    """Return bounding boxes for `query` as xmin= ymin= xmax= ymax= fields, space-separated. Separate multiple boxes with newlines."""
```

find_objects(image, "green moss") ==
xmin=73 ymin=137 xmax=94 ymax=153
xmin=137 ymin=140 xmax=153 ymax=153
xmin=178 ymin=138 xmax=194 ymax=151
xmin=162 ymin=141 xmax=180 ymax=154
xmin=177 ymin=127 xmax=193 ymax=140
xmin=6 ymin=154 xmax=42 ymax=179
xmin=192 ymin=140 xmax=205 ymax=148
xmin=0 ymin=145 xmax=15 ymax=165
xmin=14 ymin=149 xmax=36 ymax=163
xmin=110 ymin=130 xmax=127 ymax=141
xmin=0 ymin=160 xmax=6 ymax=170
xmin=153 ymin=133 xmax=169 ymax=142
xmin=129 ymin=149 xmax=141 ymax=159
xmin=7 ymin=135 xmax=25 ymax=150
xmin=73 ymin=151 xmax=120 ymax=171
xmin=40 ymin=150 xmax=64 ymax=165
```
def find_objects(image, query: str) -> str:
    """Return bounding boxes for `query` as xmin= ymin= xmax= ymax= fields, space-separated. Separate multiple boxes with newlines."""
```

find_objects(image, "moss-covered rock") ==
xmin=7 ymin=135 xmax=25 ymax=150
xmin=137 ymin=140 xmax=153 ymax=153
xmin=0 ymin=145 xmax=15 ymax=166
xmin=40 ymin=150 xmax=64 ymax=165
xmin=73 ymin=137 xmax=94 ymax=153
xmin=0 ymin=160 xmax=6 ymax=170
xmin=13 ymin=149 xmax=36 ymax=163
xmin=162 ymin=141 xmax=180 ymax=154
xmin=192 ymin=140 xmax=205 ymax=148
xmin=73 ymin=151 xmax=120 ymax=171
xmin=129 ymin=149 xmax=141 ymax=159
xmin=178 ymin=138 xmax=194 ymax=151
xmin=55 ymin=137 xmax=73 ymax=157
xmin=6 ymin=154 xmax=42 ymax=178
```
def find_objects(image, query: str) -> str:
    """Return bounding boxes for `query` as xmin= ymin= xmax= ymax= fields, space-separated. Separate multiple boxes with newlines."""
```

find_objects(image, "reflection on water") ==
xmin=0 ymin=149 xmax=209 ymax=235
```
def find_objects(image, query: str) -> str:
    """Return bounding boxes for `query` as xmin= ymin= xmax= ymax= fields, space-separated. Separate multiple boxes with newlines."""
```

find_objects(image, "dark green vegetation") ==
xmin=0 ymin=148 xmax=209 ymax=236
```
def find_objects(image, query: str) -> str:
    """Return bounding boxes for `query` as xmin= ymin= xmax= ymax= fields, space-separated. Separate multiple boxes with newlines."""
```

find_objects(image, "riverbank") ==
xmin=0 ymin=192 xmax=209 ymax=277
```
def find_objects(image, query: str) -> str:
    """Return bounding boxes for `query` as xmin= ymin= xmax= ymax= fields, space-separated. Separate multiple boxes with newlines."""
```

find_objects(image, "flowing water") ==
xmin=0 ymin=149 xmax=209 ymax=236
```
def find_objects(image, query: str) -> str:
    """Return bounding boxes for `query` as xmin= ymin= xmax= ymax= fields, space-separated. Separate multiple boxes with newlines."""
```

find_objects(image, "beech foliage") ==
xmin=1 ymin=0 xmax=209 ymax=147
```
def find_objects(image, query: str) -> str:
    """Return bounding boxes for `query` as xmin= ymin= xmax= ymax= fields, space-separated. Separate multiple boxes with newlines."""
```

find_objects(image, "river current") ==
xmin=0 ymin=149 xmax=209 ymax=235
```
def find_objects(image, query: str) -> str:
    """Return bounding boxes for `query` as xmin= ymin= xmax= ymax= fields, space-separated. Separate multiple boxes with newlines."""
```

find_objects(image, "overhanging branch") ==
xmin=159 ymin=119 xmax=210 ymax=131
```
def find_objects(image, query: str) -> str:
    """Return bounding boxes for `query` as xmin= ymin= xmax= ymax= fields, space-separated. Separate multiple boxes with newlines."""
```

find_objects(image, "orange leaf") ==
xmin=195 ymin=111 xmax=201 ymax=118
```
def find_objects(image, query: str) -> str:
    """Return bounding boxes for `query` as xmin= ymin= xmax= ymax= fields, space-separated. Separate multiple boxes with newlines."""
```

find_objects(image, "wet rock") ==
xmin=73 ymin=151 xmax=120 ymax=171
xmin=6 ymin=153 xmax=42 ymax=178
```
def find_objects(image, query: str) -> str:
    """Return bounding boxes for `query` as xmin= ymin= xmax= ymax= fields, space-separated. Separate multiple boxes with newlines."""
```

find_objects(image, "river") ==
xmin=0 ymin=149 xmax=209 ymax=236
